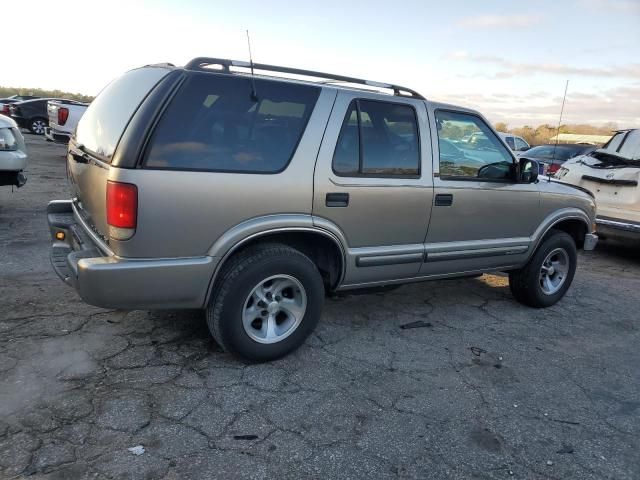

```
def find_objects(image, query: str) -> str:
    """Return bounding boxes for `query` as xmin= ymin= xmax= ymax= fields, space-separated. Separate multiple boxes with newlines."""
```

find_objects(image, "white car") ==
xmin=555 ymin=129 xmax=640 ymax=243
xmin=44 ymin=99 xmax=89 ymax=144
xmin=498 ymin=132 xmax=530 ymax=152
xmin=0 ymin=115 xmax=27 ymax=187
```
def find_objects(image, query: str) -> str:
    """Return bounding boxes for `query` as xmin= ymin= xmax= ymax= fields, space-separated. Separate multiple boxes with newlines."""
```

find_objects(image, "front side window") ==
xmin=435 ymin=110 xmax=514 ymax=180
xmin=332 ymin=99 xmax=420 ymax=177
xmin=145 ymin=74 xmax=320 ymax=173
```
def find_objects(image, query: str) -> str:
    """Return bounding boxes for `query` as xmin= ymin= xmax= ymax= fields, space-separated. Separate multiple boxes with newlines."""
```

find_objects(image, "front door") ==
xmin=313 ymin=91 xmax=434 ymax=286
xmin=421 ymin=108 xmax=543 ymax=276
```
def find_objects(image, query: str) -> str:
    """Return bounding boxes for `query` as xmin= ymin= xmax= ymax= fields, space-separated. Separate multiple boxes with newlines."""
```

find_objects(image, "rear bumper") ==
xmin=44 ymin=127 xmax=71 ymax=143
xmin=47 ymin=200 xmax=217 ymax=309
xmin=596 ymin=216 xmax=640 ymax=242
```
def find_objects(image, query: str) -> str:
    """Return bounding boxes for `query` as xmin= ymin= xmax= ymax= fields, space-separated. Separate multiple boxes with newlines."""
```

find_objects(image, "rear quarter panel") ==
xmin=108 ymin=87 xmax=337 ymax=259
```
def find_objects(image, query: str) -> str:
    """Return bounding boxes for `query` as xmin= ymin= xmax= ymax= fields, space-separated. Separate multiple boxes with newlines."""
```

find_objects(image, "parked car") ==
xmin=498 ymin=132 xmax=530 ymax=151
xmin=555 ymin=129 xmax=640 ymax=243
xmin=4 ymin=95 xmax=41 ymax=101
xmin=47 ymin=58 xmax=597 ymax=361
xmin=44 ymin=99 xmax=89 ymax=143
xmin=518 ymin=143 xmax=596 ymax=175
xmin=0 ymin=99 xmax=20 ymax=117
xmin=0 ymin=115 xmax=27 ymax=187
xmin=9 ymin=98 xmax=62 ymax=135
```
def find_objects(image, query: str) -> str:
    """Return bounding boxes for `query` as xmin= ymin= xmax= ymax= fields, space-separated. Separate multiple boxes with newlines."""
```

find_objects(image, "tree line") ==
xmin=494 ymin=122 xmax=617 ymax=146
xmin=0 ymin=86 xmax=94 ymax=103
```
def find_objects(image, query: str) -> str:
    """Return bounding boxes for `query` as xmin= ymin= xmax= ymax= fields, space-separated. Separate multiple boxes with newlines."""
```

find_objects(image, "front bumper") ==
xmin=47 ymin=200 xmax=217 ymax=309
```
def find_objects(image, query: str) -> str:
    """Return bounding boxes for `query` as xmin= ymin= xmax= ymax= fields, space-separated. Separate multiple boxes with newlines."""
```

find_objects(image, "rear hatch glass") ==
xmin=69 ymin=67 xmax=170 ymax=239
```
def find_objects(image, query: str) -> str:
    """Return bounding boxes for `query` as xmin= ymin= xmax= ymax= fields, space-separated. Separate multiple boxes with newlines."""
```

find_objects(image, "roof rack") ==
xmin=184 ymin=57 xmax=424 ymax=100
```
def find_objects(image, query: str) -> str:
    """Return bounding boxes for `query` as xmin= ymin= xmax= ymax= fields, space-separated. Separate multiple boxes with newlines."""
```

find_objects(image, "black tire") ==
xmin=206 ymin=243 xmax=324 ymax=362
xmin=29 ymin=117 xmax=48 ymax=135
xmin=509 ymin=230 xmax=577 ymax=308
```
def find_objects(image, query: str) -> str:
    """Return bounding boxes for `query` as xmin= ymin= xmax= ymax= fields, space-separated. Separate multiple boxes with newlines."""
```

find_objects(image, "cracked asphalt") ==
xmin=1 ymin=135 xmax=639 ymax=480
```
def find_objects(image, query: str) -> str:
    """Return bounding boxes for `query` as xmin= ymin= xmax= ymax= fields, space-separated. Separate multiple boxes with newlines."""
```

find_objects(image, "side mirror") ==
xmin=519 ymin=158 xmax=539 ymax=183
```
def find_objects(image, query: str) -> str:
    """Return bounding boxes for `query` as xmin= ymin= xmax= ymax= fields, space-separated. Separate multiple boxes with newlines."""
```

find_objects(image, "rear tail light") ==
xmin=548 ymin=163 xmax=561 ymax=174
xmin=57 ymin=107 xmax=69 ymax=126
xmin=107 ymin=181 xmax=137 ymax=240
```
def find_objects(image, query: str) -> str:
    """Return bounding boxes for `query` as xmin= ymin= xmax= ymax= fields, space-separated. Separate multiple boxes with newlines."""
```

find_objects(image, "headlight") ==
xmin=555 ymin=167 xmax=569 ymax=179
xmin=0 ymin=128 xmax=17 ymax=151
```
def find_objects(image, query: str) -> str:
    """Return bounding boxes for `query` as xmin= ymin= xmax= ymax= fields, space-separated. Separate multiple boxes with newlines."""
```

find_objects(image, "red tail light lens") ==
xmin=548 ymin=163 xmax=561 ymax=174
xmin=57 ymin=107 xmax=69 ymax=126
xmin=107 ymin=181 xmax=137 ymax=229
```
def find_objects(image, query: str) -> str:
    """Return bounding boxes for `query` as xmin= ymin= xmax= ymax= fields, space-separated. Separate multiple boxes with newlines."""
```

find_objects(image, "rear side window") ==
xmin=144 ymin=74 xmax=320 ymax=173
xmin=75 ymin=67 xmax=169 ymax=161
xmin=332 ymin=99 xmax=420 ymax=177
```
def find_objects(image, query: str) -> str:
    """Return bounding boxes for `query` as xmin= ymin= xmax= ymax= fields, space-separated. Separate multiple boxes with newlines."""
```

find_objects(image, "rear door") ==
xmin=313 ymin=91 xmax=433 ymax=286
xmin=68 ymin=67 xmax=171 ymax=239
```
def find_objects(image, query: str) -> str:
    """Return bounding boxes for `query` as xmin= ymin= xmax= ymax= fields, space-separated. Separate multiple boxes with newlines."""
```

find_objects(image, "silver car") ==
xmin=47 ymin=58 xmax=598 ymax=361
xmin=0 ymin=114 xmax=27 ymax=187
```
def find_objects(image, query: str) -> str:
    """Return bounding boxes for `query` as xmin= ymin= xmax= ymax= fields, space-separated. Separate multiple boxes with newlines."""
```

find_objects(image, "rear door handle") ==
xmin=326 ymin=192 xmax=349 ymax=207
xmin=435 ymin=194 xmax=453 ymax=206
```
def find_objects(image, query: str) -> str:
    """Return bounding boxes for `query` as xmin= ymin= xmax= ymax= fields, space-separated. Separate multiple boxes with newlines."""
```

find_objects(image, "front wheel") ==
xmin=509 ymin=230 xmax=577 ymax=308
xmin=29 ymin=117 xmax=47 ymax=135
xmin=206 ymin=243 xmax=325 ymax=362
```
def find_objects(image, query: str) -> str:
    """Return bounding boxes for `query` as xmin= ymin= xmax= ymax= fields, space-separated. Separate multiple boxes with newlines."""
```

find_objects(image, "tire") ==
xmin=29 ymin=117 xmax=48 ymax=135
xmin=206 ymin=243 xmax=325 ymax=362
xmin=509 ymin=230 xmax=577 ymax=308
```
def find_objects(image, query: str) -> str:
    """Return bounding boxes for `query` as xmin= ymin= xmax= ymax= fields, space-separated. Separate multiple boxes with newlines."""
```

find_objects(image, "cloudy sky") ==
xmin=5 ymin=0 xmax=639 ymax=127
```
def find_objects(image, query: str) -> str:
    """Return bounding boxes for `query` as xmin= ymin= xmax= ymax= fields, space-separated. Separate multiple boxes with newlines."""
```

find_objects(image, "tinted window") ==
xmin=145 ymin=74 xmax=320 ymax=173
xmin=332 ymin=99 xmax=420 ymax=177
xmin=76 ymin=67 xmax=169 ymax=160
xmin=435 ymin=110 xmax=513 ymax=180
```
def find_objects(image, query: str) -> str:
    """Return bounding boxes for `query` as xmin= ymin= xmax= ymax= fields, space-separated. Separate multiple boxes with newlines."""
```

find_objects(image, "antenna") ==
xmin=550 ymin=80 xmax=569 ymax=181
xmin=246 ymin=30 xmax=258 ymax=101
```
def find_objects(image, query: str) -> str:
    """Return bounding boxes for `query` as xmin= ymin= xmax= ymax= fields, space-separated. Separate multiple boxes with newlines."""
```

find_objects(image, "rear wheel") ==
xmin=509 ymin=230 xmax=577 ymax=308
xmin=29 ymin=117 xmax=47 ymax=135
xmin=206 ymin=243 xmax=324 ymax=362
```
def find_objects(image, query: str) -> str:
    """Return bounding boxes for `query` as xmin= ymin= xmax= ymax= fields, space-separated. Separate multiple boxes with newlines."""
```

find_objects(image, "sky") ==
xmin=4 ymin=0 xmax=640 ymax=127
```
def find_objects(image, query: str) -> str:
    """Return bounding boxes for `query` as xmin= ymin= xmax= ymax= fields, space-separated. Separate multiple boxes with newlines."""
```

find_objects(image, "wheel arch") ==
xmin=531 ymin=209 xmax=591 ymax=255
xmin=204 ymin=223 xmax=346 ymax=306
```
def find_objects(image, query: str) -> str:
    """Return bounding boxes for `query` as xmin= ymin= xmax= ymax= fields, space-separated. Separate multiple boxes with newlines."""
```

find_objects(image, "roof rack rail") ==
xmin=184 ymin=57 xmax=424 ymax=100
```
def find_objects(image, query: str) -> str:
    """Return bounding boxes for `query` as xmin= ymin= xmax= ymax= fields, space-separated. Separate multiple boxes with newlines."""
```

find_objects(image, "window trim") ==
xmin=141 ymin=71 xmax=321 ymax=175
xmin=434 ymin=108 xmax=517 ymax=183
xmin=331 ymin=98 xmax=422 ymax=179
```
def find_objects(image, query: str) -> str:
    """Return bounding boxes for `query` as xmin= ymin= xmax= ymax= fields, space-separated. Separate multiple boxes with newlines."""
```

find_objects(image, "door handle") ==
xmin=435 ymin=194 xmax=453 ymax=206
xmin=326 ymin=192 xmax=349 ymax=207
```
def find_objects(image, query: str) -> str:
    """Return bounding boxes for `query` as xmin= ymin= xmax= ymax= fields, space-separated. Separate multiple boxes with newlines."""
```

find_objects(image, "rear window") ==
xmin=144 ymin=74 xmax=320 ymax=173
xmin=75 ymin=67 xmax=170 ymax=161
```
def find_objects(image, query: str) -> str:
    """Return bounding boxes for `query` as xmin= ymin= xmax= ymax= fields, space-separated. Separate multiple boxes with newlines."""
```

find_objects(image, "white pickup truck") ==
xmin=44 ymin=99 xmax=89 ymax=144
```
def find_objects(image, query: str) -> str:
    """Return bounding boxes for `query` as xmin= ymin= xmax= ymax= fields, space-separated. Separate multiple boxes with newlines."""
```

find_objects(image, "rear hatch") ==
xmin=565 ymin=153 xmax=640 ymax=215
xmin=68 ymin=67 xmax=171 ymax=241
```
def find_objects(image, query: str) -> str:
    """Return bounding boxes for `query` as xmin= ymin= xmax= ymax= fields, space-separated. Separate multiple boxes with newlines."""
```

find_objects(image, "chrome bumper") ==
xmin=596 ymin=217 xmax=640 ymax=234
